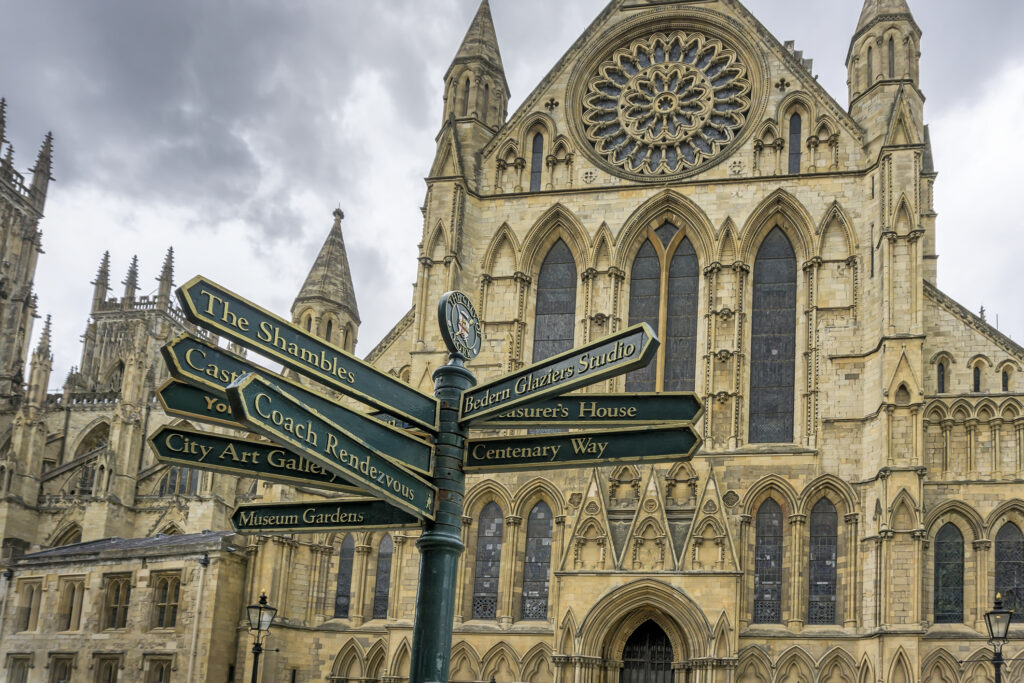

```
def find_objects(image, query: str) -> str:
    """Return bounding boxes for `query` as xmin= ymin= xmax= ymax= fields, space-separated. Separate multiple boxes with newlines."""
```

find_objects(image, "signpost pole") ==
xmin=409 ymin=355 xmax=474 ymax=683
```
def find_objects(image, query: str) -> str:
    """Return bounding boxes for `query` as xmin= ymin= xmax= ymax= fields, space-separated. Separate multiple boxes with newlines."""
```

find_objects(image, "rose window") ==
xmin=582 ymin=31 xmax=751 ymax=176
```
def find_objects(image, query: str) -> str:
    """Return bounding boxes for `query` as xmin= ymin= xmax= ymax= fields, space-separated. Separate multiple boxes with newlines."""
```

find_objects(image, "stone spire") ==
xmin=92 ymin=251 xmax=111 ymax=310
xmin=0 ymin=98 xmax=7 ymax=147
xmin=292 ymin=209 xmax=360 ymax=347
xmin=29 ymin=131 xmax=53 ymax=210
xmin=122 ymin=255 xmax=139 ymax=301
xmin=854 ymin=0 xmax=914 ymax=37
xmin=26 ymin=314 xmax=53 ymax=408
xmin=157 ymin=246 xmax=174 ymax=307
xmin=443 ymin=0 xmax=509 ymax=126
xmin=36 ymin=314 xmax=51 ymax=356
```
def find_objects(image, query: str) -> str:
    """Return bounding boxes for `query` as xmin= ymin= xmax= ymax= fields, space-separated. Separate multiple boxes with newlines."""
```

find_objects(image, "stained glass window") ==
xmin=749 ymin=227 xmax=796 ymax=443
xmin=933 ymin=523 xmax=963 ymax=623
xmin=483 ymin=84 xmax=490 ymax=125
xmin=788 ymin=114 xmax=802 ymax=175
xmin=159 ymin=466 xmax=199 ymax=496
xmin=937 ymin=362 xmax=945 ymax=393
xmin=995 ymin=523 xmax=1024 ymax=611
xmin=372 ymin=535 xmax=393 ymax=619
xmin=665 ymin=237 xmax=699 ymax=391
xmin=626 ymin=240 xmax=660 ymax=391
xmin=335 ymin=535 xmax=354 ymax=618
xmin=521 ymin=502 xmax=553 ymax=620
xmin=1003 ymin=370 xmax=1010 ymax=392
xmin=473 ymin=502 xmax=503 ymax=619
xmin=808 ymin=498 xmax=838 ymax=624
xmin=888 ymin=37 xmax=895 ymax=79
xmin=974 ymin=366 xmax=981 ymax=393
xmin=530 ymin=133 xmax=544 ymax=192
xmin=533 ymin=240 xmax=576 ymax=362
xmin=753 ymin=499 xmax=783 ymax=623
xmin=461 ymin=78 xmax=470 ymax=117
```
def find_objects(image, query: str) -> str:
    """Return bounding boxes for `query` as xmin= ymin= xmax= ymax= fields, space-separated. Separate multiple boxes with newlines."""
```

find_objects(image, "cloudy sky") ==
xmin=1 ymin=0 xmax=1022 ymax=390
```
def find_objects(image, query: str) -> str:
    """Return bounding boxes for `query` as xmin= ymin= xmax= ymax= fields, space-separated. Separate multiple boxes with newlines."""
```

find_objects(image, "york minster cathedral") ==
xmin=1 ymin=0 xmax=1023 ymax=681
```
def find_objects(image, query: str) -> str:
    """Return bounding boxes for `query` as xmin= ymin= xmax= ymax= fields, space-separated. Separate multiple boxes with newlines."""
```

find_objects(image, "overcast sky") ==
xmin=1 ymin=1 xmax=1022 ymax=390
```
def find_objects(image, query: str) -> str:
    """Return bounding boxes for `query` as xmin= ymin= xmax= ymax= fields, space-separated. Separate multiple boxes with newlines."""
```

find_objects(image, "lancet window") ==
xmin=995 ymin=522 xmax=1024 ymax=611
xmin=807 ymin=499 xmax=838 ymax=624
xmin=533 ymin=240 xmax=576 ymax=361
xmin=472 ymin=502 xmax=503 ymax=619
xmin=372 ymin=535 xmax=393 ymax=619
xmin=753 ymin=499 xmax=783 ymax=623
xmin=334 ymin=535 xmax=354 ymax=618
xmin=933 ymin=523 xmax=964 ymax=623
xmin=530 ymin=133 xmax=544 ymax=192
xmin=788 ymin=114 xmax=801 ymax=175
xmin=521 ymin=501 xmax=553 ymax=620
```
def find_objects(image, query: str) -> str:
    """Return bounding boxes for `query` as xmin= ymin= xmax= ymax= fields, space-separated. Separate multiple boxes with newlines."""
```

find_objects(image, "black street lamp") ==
xmin=985 ymin=593 xmax=1013 ymax=683
xmin=246 ymin=591 xmax=277 ymax=683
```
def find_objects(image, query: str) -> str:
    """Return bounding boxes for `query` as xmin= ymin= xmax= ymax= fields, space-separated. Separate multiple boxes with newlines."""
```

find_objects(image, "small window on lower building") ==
xmin=57 ymin=578 xmax=85 ymax=631
xmin=145 ymin=657 xmax=173 ymax=683
xmin=48 ymin=655 xmax=74 ymax=683
xmin=16 ymin=580 xmax=42 ymax=632
xmin=6 ymin=656 xmax=30 ymax=683
xmin=103 ymin=575 xmax=132 ymax=629
xmin=151 ymin=573 xmax=181 ymax=629
xmin=94 ymin=656 xmax=121 ymax=683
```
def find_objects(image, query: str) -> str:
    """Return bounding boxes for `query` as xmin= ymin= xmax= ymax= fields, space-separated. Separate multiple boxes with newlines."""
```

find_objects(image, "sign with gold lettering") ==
xmin=161 ymin=334 xmax=434 ymax=476
xmin=459 ymin=323 xmax=659 ymax=424
xmin=464 ymin=423 xmax=700 ymax=472
xmin=176 ymin=276 xmax=439 ymax=432
xmin=231 ymin=499 xmax=419 ymax=534
xmin=226 ymin=373 xmax=437 ymax=520
xmin=157 ymin=379 xmax=251 ymax=430
xmin=147 ymin=425 xmax=364 ymax=494
xmin=474 ymin=392 xmax=702 ymax=428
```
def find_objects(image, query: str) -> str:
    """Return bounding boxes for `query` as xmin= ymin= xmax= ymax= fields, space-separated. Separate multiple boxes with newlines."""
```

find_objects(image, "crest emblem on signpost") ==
xmin=438 ymin=291 xmax=482 ymax=360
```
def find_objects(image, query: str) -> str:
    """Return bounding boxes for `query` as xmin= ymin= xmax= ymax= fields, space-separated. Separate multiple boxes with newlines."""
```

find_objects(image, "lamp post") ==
xmin=985 ymin=593 xmax=1013 ymax=683
xmin=246 ymin=591 xmax=276 ymax=683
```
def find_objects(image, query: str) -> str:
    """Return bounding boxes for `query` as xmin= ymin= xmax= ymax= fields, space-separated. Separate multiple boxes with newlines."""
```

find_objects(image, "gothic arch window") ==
xmin=472 ymin=502 xmax=503 ymax=620
xmin=625 ymin=222 xmax=699 ymax=392
xmin=57 ymin=579 xmax=84 ymax=631
xmin=461 ymin=78 xmax=470 ymax=117
xmin=304 ymin=313 xmax=313 ymax=332
xmin=1002 ymin=369 xmax=1010 ymax=392
xmin=995 ymin=522 xmax=1024 ymax=611
xmin=973 ymin=366 xmax=981 ymax=393
xmin=483 ymin=83 xmax=490 ymax=125
xmin=530 ymin=133 xmax=544 ymax=192
xmin=532 ymin=239 xmax=576 ymax=362
xmin=159 ymin=466 xmax=200 ymax=496
xmin=933 ymin=522 xmax=964 ymax=623
xmin=521 ymin=501 xmax=553 ymax=620
xmin=867 ymin=46 xmax=874 ymax=84
xmin=334 ymin=535 xmax=355 ymax=618
xmin=749 ymin=227 xmax=797 ymax=443
xmin=372 ymin=535 xmax=393 ymax=619
xmin=888 ymin=37 xmax=895 ymax=78
xmin=808 ymin=498 xmax=838 ymax=624
xmin=103 ymin=575 xmax=131 ymax=629
xmin=937 ymin=362 xmax=946 ymax=393
xmin=52 ymin=525 xmax=82 ymax=548
xmin=788 ymin=114 xmax=802 ymax=175
xmin=753 ymin=499 xmax=783 ymax=623
xmin=151 ymin=574 xmax=180 ymax=628
xmin=325 ymin=319 xmax=334 ymax=343
xmin=75 ymin=422 xmax=110 ymax=459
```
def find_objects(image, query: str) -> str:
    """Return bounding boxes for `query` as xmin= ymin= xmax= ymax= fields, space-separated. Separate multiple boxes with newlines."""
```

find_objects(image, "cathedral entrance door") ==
xmin=620 ymin=620 xmax=674 ymax=683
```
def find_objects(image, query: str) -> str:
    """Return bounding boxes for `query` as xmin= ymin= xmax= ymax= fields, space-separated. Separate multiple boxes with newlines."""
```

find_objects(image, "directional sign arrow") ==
xmin=161 ymin=334 xmax=434 ymax=476
xmin=176 ymin=276 xmax=439 ymax=432
xmin=226 ymin=373 xmax=437 ymax=521
xmin=459 ymin=322 xmax=659 ymax=425
xmin=157 ymin=379 xmax=247 ymax=430
xmin=148 ymin=425 xmax=365 ymax=495
xmin=475 ymin=392 xmax=703 ymax=428
xmin=232 ymin=499 xmax=420 ymax=534
xmin=463 ymin=423 xmax=700 ymax=472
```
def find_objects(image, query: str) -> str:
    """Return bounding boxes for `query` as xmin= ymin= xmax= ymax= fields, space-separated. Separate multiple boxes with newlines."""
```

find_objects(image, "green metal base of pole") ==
xmin=409 ymin=357 xmax=475 ymax=683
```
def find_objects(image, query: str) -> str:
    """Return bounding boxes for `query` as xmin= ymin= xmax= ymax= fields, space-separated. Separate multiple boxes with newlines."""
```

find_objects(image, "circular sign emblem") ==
xmin=438 ymin=291 xmax=482 ymax=359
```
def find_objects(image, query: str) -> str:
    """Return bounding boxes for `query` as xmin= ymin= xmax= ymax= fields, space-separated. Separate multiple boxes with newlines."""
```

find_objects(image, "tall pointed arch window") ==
xmin=521 ymin=501 xmax=553 ymax=620
xmin=483 ymin=83 xmax=490 ymax=125
xmin=808 ymin=498 xmax=838 ymax=624
xmin=533 ymin=240 xmax=576 ymax=361
xmin=933 ymin=523 xmax=964 ymax=623
xmin=334 ymin=535 xmax=355 ymax=618
xmin=867 ymin=46 xmax=874 ymax=84
xmin=324 ymin=319 xmax=334 ymax=343
xmin=472 ymin=502 xmax=503 ymax=619
xmin=530 ymin=133 xmax=544 ymax=192
xmin=888 ymin=37 xmax=896 ymax=78
xmin=787 ymin=114 xmax=802 ymax=175
xmin=461 ymin=78 xmax=470 ymax=117
xmin=753 ymin=499 xmax=783 ymax=623
xmin=625 ymin=221 xmax=699 ymax=392
xmin=749 ymin=227 xmax=797 ymax=443
xmin=372 ymin=535 xmax=393 ymax=619
xmin=1003 ymin=369 xmax=1011 ymax=392
xmin=937 ymin=362 xmax=946 ymax=393
xmin=995 ymin=522 xmax=1024 ymax=611
xmin=973 ymin=366 xmax=982 ymax=393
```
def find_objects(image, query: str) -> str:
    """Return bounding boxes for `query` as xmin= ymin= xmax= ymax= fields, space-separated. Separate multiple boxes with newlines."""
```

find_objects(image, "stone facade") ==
xmin=1 ymin=0 xmax=1024 ymax=682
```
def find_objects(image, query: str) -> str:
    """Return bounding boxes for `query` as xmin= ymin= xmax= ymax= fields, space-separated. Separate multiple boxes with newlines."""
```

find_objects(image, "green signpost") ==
xmin=232 ymin=499 xmax=419 ymax=534
xmin=148 ymin=425 xmax=364 ymax=494
xmin=176 ymin=276 xmax=439 ymax=432
xmin=162 ymin=334 xmax=434 ymax=475
xmin=459 ymin=322 xmax=658 ymax=424
xmin=226 ymin=372 xmax=437 ymax=520
xmin=475 ymin=391 xmax=703 ymax=428
xmin=146 ymin=276 xmax=704 ymax=683
xmin=464 ymin=423 xmax=700 ymax=472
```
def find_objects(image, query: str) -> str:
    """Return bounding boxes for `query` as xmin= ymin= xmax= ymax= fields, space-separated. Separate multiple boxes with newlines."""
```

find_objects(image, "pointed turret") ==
xmin=29 ymin=132 xmax=53 ymax=211
xmin=156 ymin=246 xmax=174 ymax=308
xmin=291 ymin=209 xmax=360 ymax=352
xmin=122 ymin=255 xmax=139 ymax=302
xmin=443 ymin=0 xmax=508 ymax=128
xmin=92 ymin=251 xmax=111 ymax=311
xmin=26 ymin=315 xmax=53 ymax=408
xmin=0 ymin=98 xmax=7 ymax=147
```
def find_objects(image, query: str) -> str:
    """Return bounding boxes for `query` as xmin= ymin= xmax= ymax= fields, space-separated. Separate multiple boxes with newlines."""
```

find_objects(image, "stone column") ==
xmin=453 ymin=515 xmax=472 ymax=625
xmin=1016 ymin=418 xmax=1024 ymax=476
xmin=991 ymin=419 xmax=1004 ymax=478
xmin=941 ymin=419 xmax=953 ymax=478
xmin=966 ymin=418 xmax=978 ymax=477
xmin=390 ymin=535 xmax=407 ymax=620
xmin=737 ymin=514 xmax=752 ymax=630
xmin=350 ymin=542 xmax=371 ymax=626
xmin=787 ymin=513 xmax=807 ymax=631
xmin=844 ymin=513 xmax=859 ymax=627
xmin=973 ymin=539 xmax=991 ymax=632
xmin=499 ymin=515 xmax=522 ymax=625
xmin=550 ymin=515 xmax=566 ymax=624
xmin=878 ymin=530 xmax=894 ymax=627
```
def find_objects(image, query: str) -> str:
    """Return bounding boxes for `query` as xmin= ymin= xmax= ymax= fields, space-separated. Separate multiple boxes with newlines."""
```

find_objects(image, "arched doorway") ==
xmin=621 ymin=620 xmax=673 ymax=683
